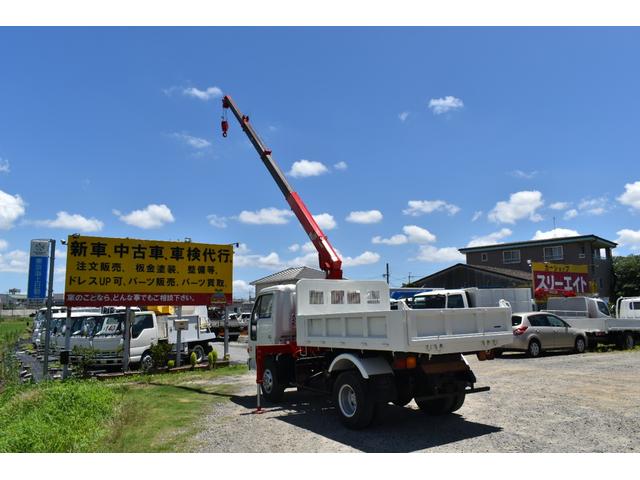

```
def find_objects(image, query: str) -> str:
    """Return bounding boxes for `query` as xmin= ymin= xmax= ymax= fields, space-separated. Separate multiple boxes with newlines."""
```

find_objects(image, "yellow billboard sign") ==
xmin=531 ymin=262 xmax=588 ymax=274
xmin=64 ymin=235 xmax=233 ymax=306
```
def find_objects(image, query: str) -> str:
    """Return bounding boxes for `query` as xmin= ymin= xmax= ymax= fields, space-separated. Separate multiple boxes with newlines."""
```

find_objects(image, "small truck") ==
xmin=248 ymin=279 xmax=513 ymax=428
xmin=411 ymin=287 xmax=534 ymax=312
xmin=545 ymin=296 xmax=640 ymax=349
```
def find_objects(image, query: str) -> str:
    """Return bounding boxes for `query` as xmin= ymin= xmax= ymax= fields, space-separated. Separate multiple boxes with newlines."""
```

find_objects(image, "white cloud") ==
xmin=313 ymin=213 xmax=337 ymax=230
xmin=618 ymin=181 xmax=640 ymax=211
xmin=578 ymin=197 xmax=608 ymax=216
xmin=288 ymin=160 xmax=329 ymax=178
xmin=471 ymin=210 xmax=483 ymax=222
xmin=301 ymin=242 xmax=316 ymax=253
xmin=372 ymin=225 xmax=436 ymax=245
xmin=114 ymin=204 xmax=175 ymax=229
xmin=234 ymin=251 xmax=282 ymax=269
xmin=346 ymin=210 xmax=383 ymax=224
xmin=510 ymin=170 xmax=538 ymax=179
xmin=428 ymin=96 xmax=464 ymax=115
xmin=0 ymin=249 xmax=28 ymax=273
xmin=398 ymin=111 xmax=410 ymax=122
xmin=237 ymin=208 xmax=293 ymax=225
xmin=403 ymin=200 xmax=460 ymax=216
xmin=0 ymin=239 xmax=8 ymax=251
xmin=341 ymin=251 xmax=380 ymax=267
xmin=0 ymin=158 xmax=9 ymax=173
xmin=288 ymin=243 xmax=300 ymax=252
xmin=615 ymin=229 xmax=640 ymax=252
xmin=403 ymin=225 xmax=436 ymax=244
xmin=467 ymin=228 xmax=512 ymax=248
xmin=564 ymin=209 xmax=578 ymax=220
xmin=414 ymin=246 xmax=465 ymax=263
xmin=207 ymin=214 xmax=227 ymax=228
xmin=235 ymin=243 xmax=250 ymax=255
xmin=181 ymin=86 xmax=223 ymax=101
xmin=35 ymin=211 xmax=103 ymax=232
xmin=334 ymin=161 xmax=348 ymax=171
xmin=171 ymin=132 xmax=211 ymax=149
xmin=532 ymin=228 xmax=580 ymax=240
xmin=0 ymin=190 xmax=26 ymax=229
xmin=372 ymin=234 xmax=408 ymax=246
xmin=233 ymin=280 xmax=254 ymax=298
xmin=488 ymin=190 xmax=544 ymax=224
xmin=550 ymin=201 xmax=570 ymax=210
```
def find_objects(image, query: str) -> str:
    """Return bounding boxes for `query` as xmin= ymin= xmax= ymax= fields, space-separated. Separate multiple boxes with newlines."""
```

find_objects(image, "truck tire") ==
xmin=261 ymin=357 xmax=285 ymax=403
xmin=393 ymin=374 xmax=413 ymax=407
xmin=527 ymin=339 xmax=541 ymax=358
xmin=140 ymin=351 xmax=154 ymax=372
xmin=416 ymin=382 xmax=460 ymax=415
xmin=191 ymin=344 xmax=205 ymax=363
xmin=574 ymin=336 xmax=586 ymax=354
xmin=332 ymin=371 xmax=376 ymax=429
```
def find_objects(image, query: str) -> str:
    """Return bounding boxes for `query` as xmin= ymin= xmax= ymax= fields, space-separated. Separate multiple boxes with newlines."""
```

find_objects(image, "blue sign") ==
xmin=27 ymin=240 xmax=50 ymax=300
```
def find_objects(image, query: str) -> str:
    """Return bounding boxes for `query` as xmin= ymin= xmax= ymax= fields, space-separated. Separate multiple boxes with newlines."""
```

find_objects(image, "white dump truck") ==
xmin=411 ymin=287 xmax=534 ymax=312
xmin=616 ymin=297 xmax=640 ymax=319
xmin=248 ymin=279 xmax=513 ymax=429
xmin=545 ymin=296 xmax=640 ymax=349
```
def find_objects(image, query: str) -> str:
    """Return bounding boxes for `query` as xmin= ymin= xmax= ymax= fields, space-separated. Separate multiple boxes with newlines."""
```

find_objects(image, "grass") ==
xmin=0 ymin=364 xmax=248 ymax=453
xmin=0 ymin=317 xmax=30 ymax=348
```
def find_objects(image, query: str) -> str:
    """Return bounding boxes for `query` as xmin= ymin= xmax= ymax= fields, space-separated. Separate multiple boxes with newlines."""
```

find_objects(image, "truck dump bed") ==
xmin=295 ymin=280 xmax=513 ymax=354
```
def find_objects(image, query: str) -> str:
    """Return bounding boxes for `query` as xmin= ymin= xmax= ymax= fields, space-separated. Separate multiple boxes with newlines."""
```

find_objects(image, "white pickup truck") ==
xmin=248 ymin=279 xmax=513 ymax=429
xmin=411 ymin=287 xmax=534 ymax=312
xmin=545 ymin=296 xmax=640 ymax=349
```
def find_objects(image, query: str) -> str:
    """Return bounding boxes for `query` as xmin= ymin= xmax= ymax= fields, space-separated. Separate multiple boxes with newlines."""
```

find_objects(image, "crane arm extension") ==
xmin=222 ymin=95 xmax=343 ymax=279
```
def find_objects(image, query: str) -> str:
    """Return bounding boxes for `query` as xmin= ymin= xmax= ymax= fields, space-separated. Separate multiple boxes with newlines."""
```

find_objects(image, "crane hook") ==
xmin=221 ymin=119 xmax=229 ymax=138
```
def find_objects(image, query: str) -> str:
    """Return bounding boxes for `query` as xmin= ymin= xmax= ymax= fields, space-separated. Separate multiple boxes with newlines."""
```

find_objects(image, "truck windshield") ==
xmin=412 ymin=295 xmax=446 ymax=309
xmin=94 ymin=314 xmax=125 ymax=336
xmin=596 ymin=301 xmax=610 ymax=316
xmin=511 ymin=315 xmax=522 ymax=326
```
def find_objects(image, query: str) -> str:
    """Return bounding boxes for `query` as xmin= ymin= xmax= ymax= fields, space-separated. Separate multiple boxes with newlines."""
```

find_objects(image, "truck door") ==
xmin=250 ymin=293 xmax=275 ymax=345
xmin=130 ymin=313 xmax=156 ymax=361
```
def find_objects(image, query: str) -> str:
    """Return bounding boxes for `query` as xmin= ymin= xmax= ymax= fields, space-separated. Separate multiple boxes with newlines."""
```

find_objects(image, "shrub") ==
xmin=149 ymin=342 xmax=172 ymax=369
xmin=167 ymin=360 xmax=175 ymax=369
xmin=189 ymin=352 xmax=197 ymax=368
xmin=208 ymin=350 xmax=217 ymax=369
xmin=72 ymin=346 xmax=97 ymax=377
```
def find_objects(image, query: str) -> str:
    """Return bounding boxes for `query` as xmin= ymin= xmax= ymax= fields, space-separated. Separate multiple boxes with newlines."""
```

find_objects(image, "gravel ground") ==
xmin=194 ymin=350 xmax=640 ymax=453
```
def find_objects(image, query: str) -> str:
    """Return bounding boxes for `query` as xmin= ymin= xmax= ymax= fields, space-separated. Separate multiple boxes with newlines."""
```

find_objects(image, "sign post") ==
xmin=62 ymin=307 xmax=72 ymax=379
xmin=123 ymin=306 xmax=131 ymax=371
xmin=42 ymin=240 xmax=55 ymax=380
xmin=175 ymin=306 xmax=183 ymax=367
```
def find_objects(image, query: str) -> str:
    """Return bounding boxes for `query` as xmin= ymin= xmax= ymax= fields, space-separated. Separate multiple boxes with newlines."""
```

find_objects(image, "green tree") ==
xmin=613 ymin=254 xmax=640 ymax=300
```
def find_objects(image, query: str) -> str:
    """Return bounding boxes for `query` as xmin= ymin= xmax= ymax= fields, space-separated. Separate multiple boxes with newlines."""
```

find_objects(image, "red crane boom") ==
xmin=221 ymin=95 xmax=343 ymax=280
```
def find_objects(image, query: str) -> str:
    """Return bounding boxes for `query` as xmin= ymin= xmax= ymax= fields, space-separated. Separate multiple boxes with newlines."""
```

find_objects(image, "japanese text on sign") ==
xmin=531 ymin=262 xmax=589 ymax=294
xmin=64 ymin=235 xmax=233 ymax=306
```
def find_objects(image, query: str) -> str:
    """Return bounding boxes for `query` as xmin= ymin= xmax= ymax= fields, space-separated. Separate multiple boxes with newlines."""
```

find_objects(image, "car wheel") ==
xmin=527 ymin=339 xmax=541 ymax=358
xmin=191 ymin=344 xmax=205 ymax=363
xmin=332 ymin=371 xmax=376 ymax=429
xmin=261 ymin=357 xmax=285 ymax=402
xmin=575 ymin=336 xmax=586 ymax=354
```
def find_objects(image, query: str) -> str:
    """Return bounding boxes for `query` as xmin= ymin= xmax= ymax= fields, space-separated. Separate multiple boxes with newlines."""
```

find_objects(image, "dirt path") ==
xmin=194 ymin=350 xmax=640 ymax=452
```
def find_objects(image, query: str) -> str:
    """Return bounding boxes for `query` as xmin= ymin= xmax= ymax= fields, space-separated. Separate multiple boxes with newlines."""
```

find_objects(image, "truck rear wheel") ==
xmin=332 ymin=371 xmax=376 ymax=429
xmin=191 ymin=344 xmax=205 ymax=363
xmin=261 ymin=357 xmax=285 ymax=402
xmin=416 ymin=383 xmax=464 ymax=415
xmin=619 ymin=333 xmax=635 ymax=350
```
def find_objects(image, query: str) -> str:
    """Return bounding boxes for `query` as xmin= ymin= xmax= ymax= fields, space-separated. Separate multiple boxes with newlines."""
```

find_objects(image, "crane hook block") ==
xmin=221 ymin=120 xmax=229 ymax=137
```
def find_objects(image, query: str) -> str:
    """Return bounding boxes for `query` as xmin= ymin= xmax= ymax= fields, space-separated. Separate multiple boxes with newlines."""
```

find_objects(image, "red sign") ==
xmin=531 ymin=262 xmax=589 ymax=295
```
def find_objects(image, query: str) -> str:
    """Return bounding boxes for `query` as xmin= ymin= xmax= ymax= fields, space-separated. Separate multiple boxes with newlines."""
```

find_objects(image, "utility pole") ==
xmin=42 ymin=239 xmax=55 ymax=380
xmin=407 ymin=272 xmax=413 ymax=285
xmin=383 ymin=263 xmax=390 ymax=285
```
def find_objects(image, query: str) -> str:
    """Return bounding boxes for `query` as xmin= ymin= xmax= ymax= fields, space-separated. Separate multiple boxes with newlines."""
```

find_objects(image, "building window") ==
xmin=543 ymin=245 xmax=563 ymax=261
xmin=502 ymin=250 xmax=521 ymax=264
xmin=481 ymin=253 xmax=488 ymax=262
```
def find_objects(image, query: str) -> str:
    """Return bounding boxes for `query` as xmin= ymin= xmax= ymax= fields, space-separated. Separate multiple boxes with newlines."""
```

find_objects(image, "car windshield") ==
xmin=511 ymin=315 xmax=522 ymax=326
xmin=412 ymin=294 xmax=446 ymax=309
xmin=93 ymin=314 xmax=125 ymax=336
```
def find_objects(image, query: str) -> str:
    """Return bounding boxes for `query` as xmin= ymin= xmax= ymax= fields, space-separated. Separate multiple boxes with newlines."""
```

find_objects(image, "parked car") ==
xmin=495 ymin=312 xmax=588 ymax=357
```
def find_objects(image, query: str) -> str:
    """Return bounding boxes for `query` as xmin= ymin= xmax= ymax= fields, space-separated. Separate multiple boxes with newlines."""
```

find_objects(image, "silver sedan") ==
xmin=496 ymin=312 xmax=588 ymax=358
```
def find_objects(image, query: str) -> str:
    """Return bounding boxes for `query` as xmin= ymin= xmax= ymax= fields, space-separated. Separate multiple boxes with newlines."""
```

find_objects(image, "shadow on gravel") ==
xmin=230 ymin=389 xmax=501 ymax=452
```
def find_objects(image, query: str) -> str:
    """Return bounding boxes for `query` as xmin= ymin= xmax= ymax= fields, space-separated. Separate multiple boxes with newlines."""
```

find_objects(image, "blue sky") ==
xmin=1 ymin=27 xmax=640 ymax=297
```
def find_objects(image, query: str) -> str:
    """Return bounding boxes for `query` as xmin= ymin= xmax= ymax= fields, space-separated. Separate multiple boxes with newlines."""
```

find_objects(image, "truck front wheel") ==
xmin=332 ymin=371 xmax=376 ymax=429
xmin=190 ymin=344 xmax=205 ymax=363
xmin=261 ymin=357 xmax=285 ymax=402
